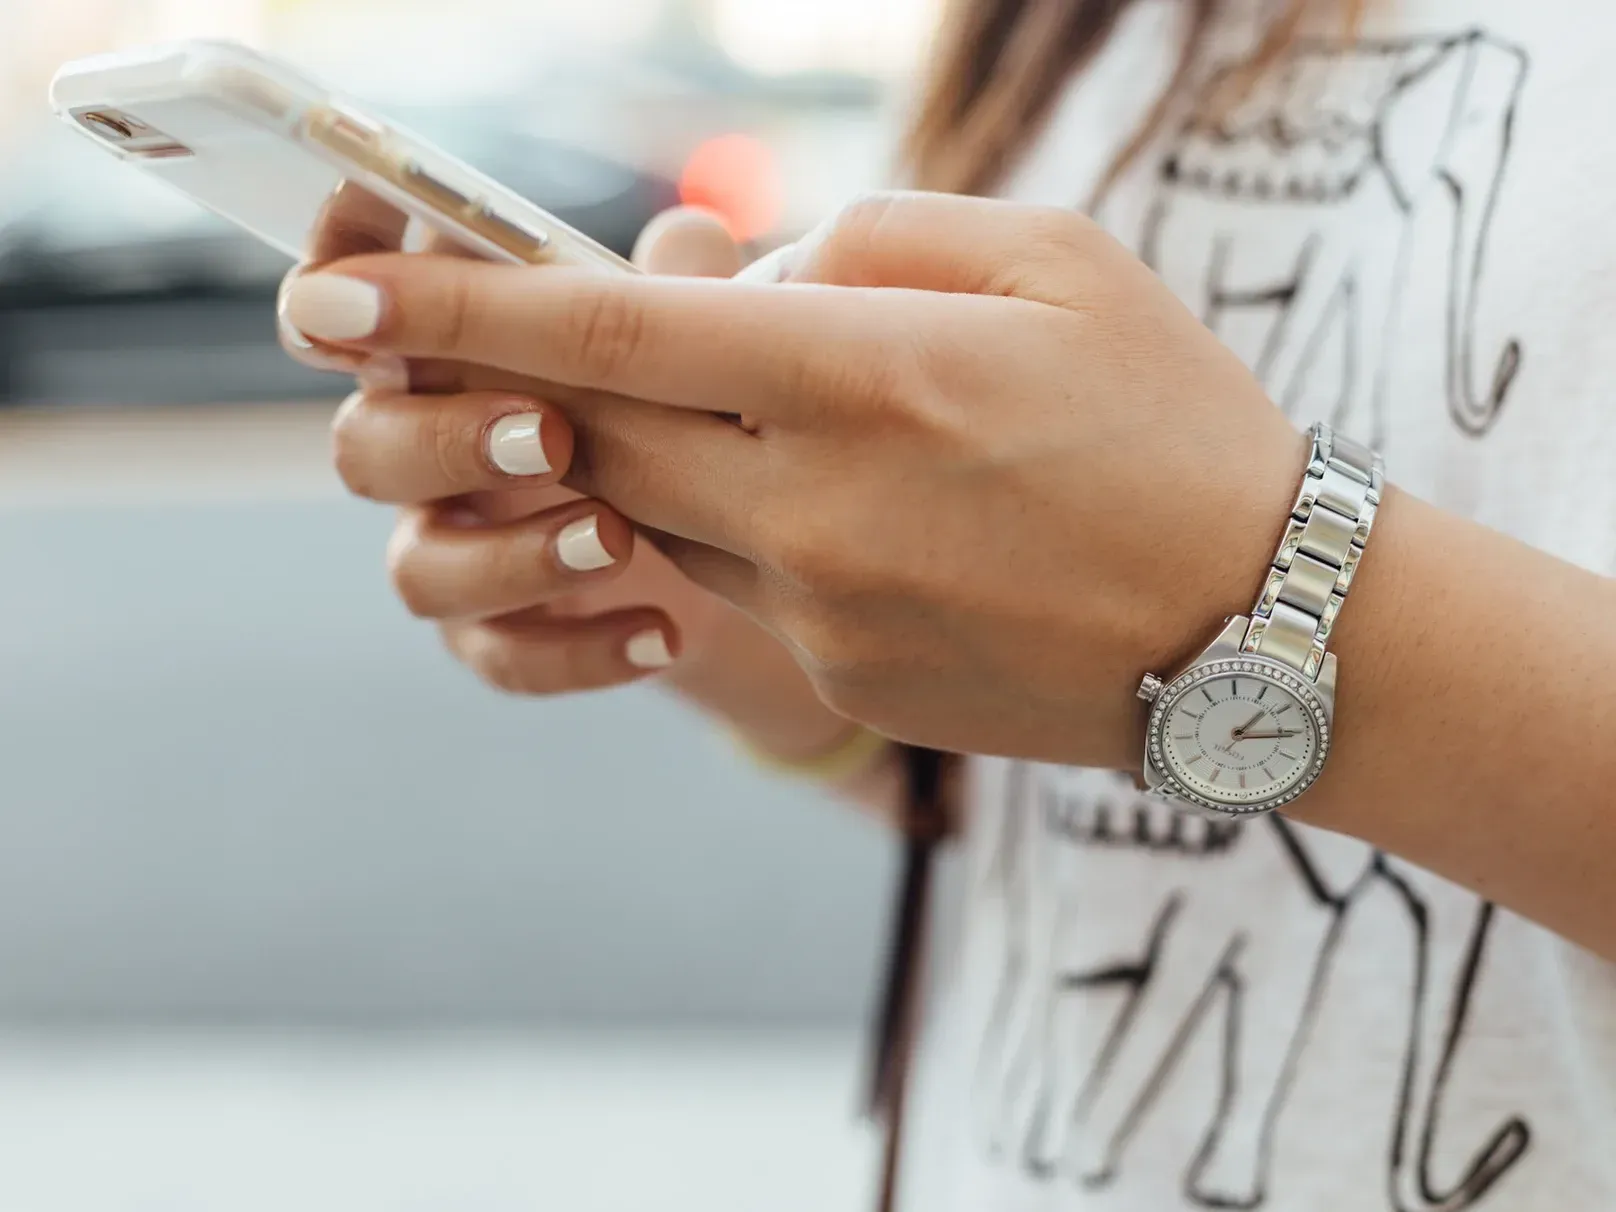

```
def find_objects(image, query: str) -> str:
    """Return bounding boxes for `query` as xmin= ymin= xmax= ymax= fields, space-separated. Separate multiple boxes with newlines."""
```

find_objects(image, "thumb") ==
xmin=632 ymin=207 xmax=743 ymax=278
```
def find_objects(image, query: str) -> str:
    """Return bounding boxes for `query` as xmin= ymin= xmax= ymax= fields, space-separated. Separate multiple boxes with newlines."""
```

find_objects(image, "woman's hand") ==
xmin=279 ymin=191 xmax=1308 ymax=767
xmin=279 ymin=192 xmax=1616 ymax=962
xmin=281 ymin=203 xmax=875 ymax=774
xmin=280 ymin=201 xmax=749 ymax=693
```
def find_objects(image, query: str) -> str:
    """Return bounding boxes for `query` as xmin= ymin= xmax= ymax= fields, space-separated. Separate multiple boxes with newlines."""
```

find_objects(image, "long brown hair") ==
xmin=902 ymin=0 xmax=1364 ymax=198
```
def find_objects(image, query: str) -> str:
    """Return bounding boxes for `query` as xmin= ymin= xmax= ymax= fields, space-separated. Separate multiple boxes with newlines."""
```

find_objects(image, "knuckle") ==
xmin=1021 ymin=206 xmax=1095 ymax=262
xmin=813 ymin=191 xmax=902 ymax=282
xmin=434 ymin=270 xmax=478 ymax=357
xmin=866 ymin=333 xmax=932 ymax=417
xmin=330 ymin=395 xmax=380 ymax=499
xmin=779 ymin=320 xmax=919 ymax=423
xmin=829 ymin=191 xmax=901 ymax=247
xmin=567 ymin=287 xmax=647 ymax=383
xmin=385 ymin=525 xmax=437 ymax=619
xmin=428 ymin=403 xmax=479 ymax=491
xmin=389 ymin=567 xmax=436 ymax=620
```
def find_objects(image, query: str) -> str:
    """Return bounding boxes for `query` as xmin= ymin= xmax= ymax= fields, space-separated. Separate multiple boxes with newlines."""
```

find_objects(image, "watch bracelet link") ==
xmin=1242 ymin=422 xmax=1385 ymax=679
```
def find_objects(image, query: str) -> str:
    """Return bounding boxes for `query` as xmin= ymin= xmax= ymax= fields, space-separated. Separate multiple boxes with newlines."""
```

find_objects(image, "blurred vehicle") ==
xmin=0 ymin=104 xmax=679 ymax=407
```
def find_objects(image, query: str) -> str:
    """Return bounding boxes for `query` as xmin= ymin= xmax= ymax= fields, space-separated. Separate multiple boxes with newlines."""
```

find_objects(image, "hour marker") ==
xmin=1276 ymin=704 xmax=1293 ymax=716
xmin=1279 ymin=750 xmax=1300 ymax=761
xmin=1257 ymin=686 xmax=1268 ymax=702
xmin=1238 ymin=773 xmax=1247 ymax=789
xmin=1189 ymin=754 xmax=1206 ymax=766
xmin=1202 ymin=688 xmax=1215 ymax=704
xmin=1209 ymin=768 xmax=1221 ymax=784
xmin=1231 ymin=679 xmax=1239 ymax=697
xmin=1185 ymin=711 xmax=1204 ymax=720
xmin=1173 ymin=734 xmax=1194 ymax=741
xmin=1261 ymin=766 xmax=1276 ymax=782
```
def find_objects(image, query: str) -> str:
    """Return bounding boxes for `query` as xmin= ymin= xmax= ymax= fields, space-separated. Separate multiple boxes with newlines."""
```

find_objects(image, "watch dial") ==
xmin=1155 ymin=664 xmax=1325 ymax=808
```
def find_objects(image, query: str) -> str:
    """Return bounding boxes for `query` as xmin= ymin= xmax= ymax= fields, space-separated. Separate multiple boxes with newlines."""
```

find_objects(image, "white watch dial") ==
xmin=1150 ymin=660 xmax=1329 ymax=809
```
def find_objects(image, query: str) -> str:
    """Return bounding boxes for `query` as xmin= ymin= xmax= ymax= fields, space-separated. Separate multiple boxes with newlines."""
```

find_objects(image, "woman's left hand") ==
xmin=283 ymin=191 xmax=1311 ymax=767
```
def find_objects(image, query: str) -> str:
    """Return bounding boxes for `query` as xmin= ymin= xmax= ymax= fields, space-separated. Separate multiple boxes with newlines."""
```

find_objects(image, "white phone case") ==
xmin=50 ymin=40 xmax=637 ymax=274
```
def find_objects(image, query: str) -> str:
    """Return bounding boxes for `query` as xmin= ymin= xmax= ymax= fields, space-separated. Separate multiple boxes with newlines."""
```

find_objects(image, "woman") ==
xmin=280 ymin=0 xmax=1616 ymax=1206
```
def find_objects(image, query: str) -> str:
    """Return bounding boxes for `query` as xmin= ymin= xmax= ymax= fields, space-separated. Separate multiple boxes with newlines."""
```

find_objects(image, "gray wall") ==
xmin=0 ymin=499 xmax=892 ymax=1026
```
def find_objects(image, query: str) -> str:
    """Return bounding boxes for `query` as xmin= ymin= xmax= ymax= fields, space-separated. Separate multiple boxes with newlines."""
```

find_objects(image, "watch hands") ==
xmin=1229 ymin=710 xmax=1266 ymax=741
xmin=1232 ymin=729 xmax=1303 ymax=742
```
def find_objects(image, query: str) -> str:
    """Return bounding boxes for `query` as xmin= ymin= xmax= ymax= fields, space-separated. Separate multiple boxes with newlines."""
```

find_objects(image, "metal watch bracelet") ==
xmin=1241 ymin=423 xmax=1385 ymax=678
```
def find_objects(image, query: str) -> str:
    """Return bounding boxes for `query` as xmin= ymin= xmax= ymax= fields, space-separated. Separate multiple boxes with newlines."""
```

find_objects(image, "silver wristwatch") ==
xmin=1137 ymin=423 xmax=1384 ymax=818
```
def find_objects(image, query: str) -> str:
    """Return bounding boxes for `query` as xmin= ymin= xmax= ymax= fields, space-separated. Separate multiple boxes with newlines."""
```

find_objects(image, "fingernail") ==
xmin=281 ymin=274 xmax=383 ymax=342
xmin=626 ymin=629 xmax=674 ymax=670
xmin=358 ymin=356 xmax=410 ymax=394
xmin=279 ymin=311 xmax=362 ymax=370
xmin=487 ymin=412 xmax=551 ymax=477
xmin=333 ymin=388 xmax=363 ymax=427
xmin=556 ymin=516 xmax=615 ymax=572
xmin=278 ymin=311 xmax=315 ymax=350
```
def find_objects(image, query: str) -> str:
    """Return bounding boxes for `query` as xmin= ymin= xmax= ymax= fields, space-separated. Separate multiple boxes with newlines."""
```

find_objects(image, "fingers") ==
xmin=281 ymin=182 xmax=469 ymax=377
xmin=786 ymin=191 xmax=1108 ymax=308
xmin=633 ymin=207 xmax=743 ymax=278
xmin=442 ymin=608 xmax=677 ymax=695
xmin=459 ymin=483 xmax=586 ymax=525
xmin=280 ymin=183 xmax=415 ymax=372
xmin=332 ymin=389 xmax=575 ymax=504
xmin=559 ymin=392 xmax=762 ymax=551
xmin=278 ymin=253 xmax=900 ymax=423
xmin=335 ymin=382 xmax=758 ymax=549
xmin=279 ymin=271 xmax=372 ymax=374
xmin=387 ymin=501 xmax=634 ymax=621
xmin=307 ymin=180 xmax=414 ymax=264
xmin=649 ymin=531 xmax=763 ymax=613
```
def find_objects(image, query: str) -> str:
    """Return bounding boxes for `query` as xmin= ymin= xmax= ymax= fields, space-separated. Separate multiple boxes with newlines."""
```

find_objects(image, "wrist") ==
xmin=1136 ymin=423 xmax=1382 ymax=814
xmin=660 ymin=601 xmax=859 ymax=761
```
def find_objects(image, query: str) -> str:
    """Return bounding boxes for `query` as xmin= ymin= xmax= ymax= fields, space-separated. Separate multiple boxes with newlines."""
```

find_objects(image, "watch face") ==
xmin=1148 ymin=658 xmax=1330 ymax=813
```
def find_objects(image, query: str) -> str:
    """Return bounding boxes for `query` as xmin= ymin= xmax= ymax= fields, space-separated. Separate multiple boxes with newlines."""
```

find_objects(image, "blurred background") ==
xmin=0 ymin=0 xmax=942 ymax=1207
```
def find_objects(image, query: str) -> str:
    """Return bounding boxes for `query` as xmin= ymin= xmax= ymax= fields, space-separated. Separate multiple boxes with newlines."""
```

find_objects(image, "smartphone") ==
xmin=49 ymin=40 xmax=638 ymax=274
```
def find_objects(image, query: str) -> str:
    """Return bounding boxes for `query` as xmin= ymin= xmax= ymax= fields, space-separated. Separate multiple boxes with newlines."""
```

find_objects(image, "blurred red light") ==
xmin=678 ymin=133 xmax=784 ymax=243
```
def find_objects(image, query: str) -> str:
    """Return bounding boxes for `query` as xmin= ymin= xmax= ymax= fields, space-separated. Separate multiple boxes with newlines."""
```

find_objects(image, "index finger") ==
xmin=279 ymin=253 xmax=903 ymax=421
xmin=283 ymin=182 xmax=488 ymax=372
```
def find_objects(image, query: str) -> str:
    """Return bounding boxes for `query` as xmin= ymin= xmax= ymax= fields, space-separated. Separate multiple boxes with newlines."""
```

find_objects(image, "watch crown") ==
xmin=1137 ymin=673 xmax=1164 ymax=703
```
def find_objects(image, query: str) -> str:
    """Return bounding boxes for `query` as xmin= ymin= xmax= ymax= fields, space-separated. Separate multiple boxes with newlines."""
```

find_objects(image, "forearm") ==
xmin=1288 ymin=487 xmax=1616 ymax=957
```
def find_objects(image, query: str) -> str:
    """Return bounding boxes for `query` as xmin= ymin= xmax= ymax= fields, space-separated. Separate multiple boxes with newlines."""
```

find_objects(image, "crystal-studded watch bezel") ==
xmin=1146 ymin=657 xmax=1331 ymax=817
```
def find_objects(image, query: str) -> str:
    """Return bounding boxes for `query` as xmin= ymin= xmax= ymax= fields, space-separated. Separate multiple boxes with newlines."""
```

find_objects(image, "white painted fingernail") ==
xmin=278 ymin=311 xmax=316 ymax=350
xmin=626 ymin=629 xmax=674 ymax=670
xmin=557 ymin=516 xmax=615 ymax=571
xmin=488 ymin=413 xmax=551 ymax=477
xmin=358 ymin=356 xmax=410 ymax=394
xmin=282 ymin=274 xmax=383 ymax=341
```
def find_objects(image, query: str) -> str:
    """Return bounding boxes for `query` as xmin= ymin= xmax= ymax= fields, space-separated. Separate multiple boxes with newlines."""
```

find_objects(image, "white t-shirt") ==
xmin=903 ymin=2 xmax=1616 ymax=1209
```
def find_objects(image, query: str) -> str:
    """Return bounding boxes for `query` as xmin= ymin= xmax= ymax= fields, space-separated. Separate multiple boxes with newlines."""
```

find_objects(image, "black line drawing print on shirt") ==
xmin=1139 ymin=30 xmax=1529 ymax=446
xmin=971 ymin=765 xmax=1531 ymax=1210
